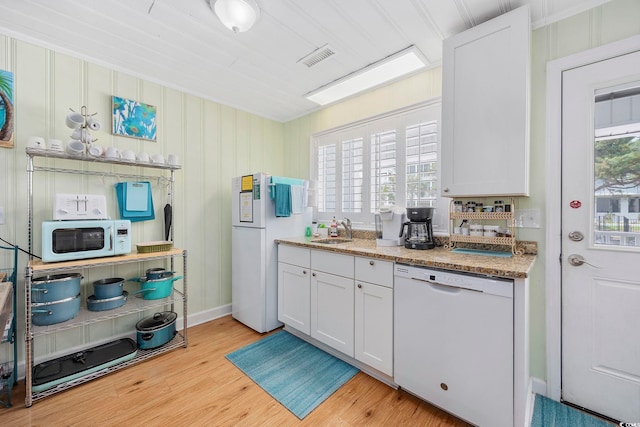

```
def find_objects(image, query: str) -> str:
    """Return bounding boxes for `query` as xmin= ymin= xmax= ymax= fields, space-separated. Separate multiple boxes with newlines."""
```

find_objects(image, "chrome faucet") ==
xmin=340 ymin=218 xmax=352 ymax=240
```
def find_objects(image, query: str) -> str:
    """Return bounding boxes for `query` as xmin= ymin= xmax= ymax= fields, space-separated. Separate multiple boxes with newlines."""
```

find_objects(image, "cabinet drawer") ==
xmin=311 ymin=250 xmax=353 ymax=278
xmin=355 ymin=257 xmax=393 ymax=288
xmin=278 ymin=245 xmax=310 ymax=267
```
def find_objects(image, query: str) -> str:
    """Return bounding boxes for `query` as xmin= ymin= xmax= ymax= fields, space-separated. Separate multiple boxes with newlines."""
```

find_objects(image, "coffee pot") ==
xmin=400 ymin=207 xmax=435 ymax=250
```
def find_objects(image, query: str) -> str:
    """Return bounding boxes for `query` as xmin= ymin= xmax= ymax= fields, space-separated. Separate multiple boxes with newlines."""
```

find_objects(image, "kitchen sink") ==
xmin=313 ymin=238 xmax=352 ymax=244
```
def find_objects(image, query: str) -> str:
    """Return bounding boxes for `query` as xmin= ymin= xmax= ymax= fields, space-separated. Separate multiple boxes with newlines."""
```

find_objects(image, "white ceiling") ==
xmin=0 ymin=0 xmax=611 ymax=122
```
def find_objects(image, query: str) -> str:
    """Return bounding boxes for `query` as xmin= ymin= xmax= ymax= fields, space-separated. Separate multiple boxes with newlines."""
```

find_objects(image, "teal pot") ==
xmin=135 ymin=312 xmax=177 ymax=349
xmin=145 ymin=268 xmax=173 ymax=280
xmin=92 ymin=278 xmax=125 ymax=300
xmin=86 ymin=291 xmax=128 ymax=312
xmin=128 ymin=275 xmax=182 ymax=300
xmin=32 ymin=294 xmax=81 ymax=326
xmin=31 ymin=273 xmax=83 ymax=304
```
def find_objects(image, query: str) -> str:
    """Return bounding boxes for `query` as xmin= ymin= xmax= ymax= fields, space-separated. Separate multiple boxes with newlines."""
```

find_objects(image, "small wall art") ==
xmin=0 ymin=69 xmax=14 ymax=148
xmin=112 ymin=96 xmax=157 ymax=141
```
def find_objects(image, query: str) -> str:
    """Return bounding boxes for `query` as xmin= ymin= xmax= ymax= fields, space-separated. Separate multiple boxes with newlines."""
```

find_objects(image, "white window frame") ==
xmin=310 ymin=99 xmax=449 ymax=232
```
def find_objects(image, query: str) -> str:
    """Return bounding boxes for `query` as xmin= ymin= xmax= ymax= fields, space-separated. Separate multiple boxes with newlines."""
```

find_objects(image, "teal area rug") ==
xmin=531 ymin=394 xmax=614 ymax=427
xmin=226 ymin=330 xmax=359 ymax=419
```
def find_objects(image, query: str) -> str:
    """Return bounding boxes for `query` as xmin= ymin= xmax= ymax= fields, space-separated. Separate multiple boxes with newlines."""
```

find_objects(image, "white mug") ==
xmin=65 ymin=112 xmax=84 ymax=129
xmin=87 ymin=116 xmax=102 ymax=131
xmin=167 ymin=154 xmax=179 ymax=165
xmin=48 ymin=139 xmax=64 ymax=152
xmin=150 ymin=153 xmax=165 ymax=164
xmin=105 ymin=147 xmax=120 ymax=159
xmin=88 ymin=144 xmax=103 ymax=157
xmin=66 ymin=140 xmax=85 ymax=155
xmin=136 ymin=152 xmax=150 ymax=163
xmin=28 ymin=136 xmax=47 ymax=149
xmin=121 ymin=149 xmax=136 ymax=161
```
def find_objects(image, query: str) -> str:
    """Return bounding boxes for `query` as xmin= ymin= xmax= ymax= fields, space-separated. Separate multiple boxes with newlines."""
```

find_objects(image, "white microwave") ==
xmin=41 ymin=220 xmax=131 ymax=263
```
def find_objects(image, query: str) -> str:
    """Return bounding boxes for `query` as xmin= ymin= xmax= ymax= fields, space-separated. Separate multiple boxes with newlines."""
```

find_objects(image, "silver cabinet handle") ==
xmin=443 ymin=188 xmax=449 ymax=193
xmin=369 ymin=260 xmax=375 ymax=266
xmin=302 ymin=270 xmax=307 ymax=275
xmin=568 ymin=254 xmax=601 ymax=268
xmin=357 ymin=283 xmax=362 ymax=289
xmin=312 ymin=272 xmax=316 ymax=277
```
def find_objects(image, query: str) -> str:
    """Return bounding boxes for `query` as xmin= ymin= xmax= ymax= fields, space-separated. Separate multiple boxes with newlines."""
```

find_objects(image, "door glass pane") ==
xmin=593 ymin=85 xmax=640 ymax=247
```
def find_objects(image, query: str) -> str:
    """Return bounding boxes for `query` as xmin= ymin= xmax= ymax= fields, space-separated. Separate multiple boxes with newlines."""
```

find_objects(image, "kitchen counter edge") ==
xmin=276 ymin=237 xmax=536 ymax=279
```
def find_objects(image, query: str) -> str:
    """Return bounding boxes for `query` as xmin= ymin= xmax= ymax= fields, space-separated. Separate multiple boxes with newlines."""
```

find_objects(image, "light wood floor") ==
xmin=0 ymin=315 xmax=471 ymax=426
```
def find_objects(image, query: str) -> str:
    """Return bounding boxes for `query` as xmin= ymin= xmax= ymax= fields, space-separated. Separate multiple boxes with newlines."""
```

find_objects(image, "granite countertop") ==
xmin=276 ymin=237 xmax=536 ymax=279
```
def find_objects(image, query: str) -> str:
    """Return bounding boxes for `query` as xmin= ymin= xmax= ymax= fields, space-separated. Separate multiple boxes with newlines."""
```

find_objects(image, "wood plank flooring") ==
xmin=0 ymin=315 xmax=471 ymax=426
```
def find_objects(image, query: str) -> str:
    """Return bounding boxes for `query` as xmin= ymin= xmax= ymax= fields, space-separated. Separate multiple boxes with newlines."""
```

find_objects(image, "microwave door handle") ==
xmin=108 ymin=226 xmax=113 ymax=251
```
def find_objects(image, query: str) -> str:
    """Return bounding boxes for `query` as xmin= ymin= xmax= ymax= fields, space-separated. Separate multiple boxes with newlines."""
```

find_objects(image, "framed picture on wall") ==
xmin=0 ymin=69 xmax=14 ymax=149
xmin=112 ymin=96 xmax=157 ymax=141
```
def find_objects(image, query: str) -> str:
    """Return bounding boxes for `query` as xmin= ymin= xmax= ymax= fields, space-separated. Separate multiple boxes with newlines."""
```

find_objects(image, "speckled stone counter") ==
xmin=275 ymin=237 xmax=536 ymax=279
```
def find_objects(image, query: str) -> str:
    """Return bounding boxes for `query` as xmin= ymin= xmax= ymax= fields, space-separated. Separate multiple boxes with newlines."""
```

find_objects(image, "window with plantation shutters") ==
xmin=311 ymin=100 xmax=448 ymax=231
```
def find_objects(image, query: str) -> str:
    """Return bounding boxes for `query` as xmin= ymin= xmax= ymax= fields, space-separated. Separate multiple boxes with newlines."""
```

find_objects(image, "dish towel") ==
xmin=274 ymin=183 xmax=292 ymax=217
xmin=291 ymin=185 xmax=305 ymax=214
xmin=270 ymin=176 xmax=304 ymax=200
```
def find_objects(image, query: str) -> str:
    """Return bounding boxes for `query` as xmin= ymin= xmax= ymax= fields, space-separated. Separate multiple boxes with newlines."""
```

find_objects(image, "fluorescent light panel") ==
xmin=306 ymin=46 xmax=428 ymax=105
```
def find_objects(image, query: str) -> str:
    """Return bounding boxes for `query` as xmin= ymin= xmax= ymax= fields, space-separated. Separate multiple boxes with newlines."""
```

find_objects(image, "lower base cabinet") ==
xmin=355 ymin=281 xmax=393 ymax=376
xmin=311 ymin=271 xmax=354 ymax=357
xmin=277 ymin=262 xmax=310 ymax=335
xmin=278 ymin=244 xmax=394 ymax=377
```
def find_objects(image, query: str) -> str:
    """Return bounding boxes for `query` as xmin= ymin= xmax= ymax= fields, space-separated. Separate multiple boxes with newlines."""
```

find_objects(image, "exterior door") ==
xmin=561 ymin=50 xmax=640 ymax=421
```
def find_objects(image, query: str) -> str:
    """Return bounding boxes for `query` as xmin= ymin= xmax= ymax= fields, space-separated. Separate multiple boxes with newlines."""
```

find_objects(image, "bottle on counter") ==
xmin=330 ymin=217 xmax=339 ymax=237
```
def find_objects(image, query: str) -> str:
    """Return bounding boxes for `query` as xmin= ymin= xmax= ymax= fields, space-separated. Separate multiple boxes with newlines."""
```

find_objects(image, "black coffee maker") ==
xmin=399 ymin=207 xmax=435 ymax=250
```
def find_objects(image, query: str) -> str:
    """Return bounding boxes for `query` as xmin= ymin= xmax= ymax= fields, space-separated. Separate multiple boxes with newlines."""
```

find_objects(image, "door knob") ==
xmin=568 ymin=231 xmax=584 ymax=242
xmin=567 ymin=254 xmax=601 ymax=268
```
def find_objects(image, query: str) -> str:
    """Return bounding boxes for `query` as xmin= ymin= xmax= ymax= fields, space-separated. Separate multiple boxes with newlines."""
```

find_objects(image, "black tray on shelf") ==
xmin=32 ymin=338 xmax=137 ymax=392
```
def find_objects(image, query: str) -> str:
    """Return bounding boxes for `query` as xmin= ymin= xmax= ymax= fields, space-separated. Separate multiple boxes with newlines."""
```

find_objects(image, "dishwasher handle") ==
xmin=409 ymin=276 xmax=481 ymax=294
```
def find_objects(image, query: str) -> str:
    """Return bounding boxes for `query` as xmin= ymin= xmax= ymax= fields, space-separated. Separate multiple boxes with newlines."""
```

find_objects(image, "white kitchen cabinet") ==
xmin=310 ymin=250 xmax=354 ymax=356
xmin=277 ymin=246 xmax=311 ymax=335
xmin=441 ymin=5 xmax=530 ymax=197
xmin=354 ymin=257 xmax=393 ymax=376
xmin=311 ymin=270 xmax=354 ymax=356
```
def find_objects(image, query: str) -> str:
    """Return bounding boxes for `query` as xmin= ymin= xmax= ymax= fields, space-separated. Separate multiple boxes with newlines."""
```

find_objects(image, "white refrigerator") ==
xmin=231 ymin=173 xmax=312 ymax=333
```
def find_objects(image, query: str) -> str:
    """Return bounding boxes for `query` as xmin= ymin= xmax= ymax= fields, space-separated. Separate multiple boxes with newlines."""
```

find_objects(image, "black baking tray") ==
xmin=32 ymin=338 xmax=137 ymax=392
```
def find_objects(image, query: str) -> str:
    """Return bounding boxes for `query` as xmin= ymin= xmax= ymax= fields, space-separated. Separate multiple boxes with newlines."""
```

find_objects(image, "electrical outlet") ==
xmin=515 ymin=208 xmax=540 ymax=228
xmin=0 ymin=206 xmax=4 ymax=224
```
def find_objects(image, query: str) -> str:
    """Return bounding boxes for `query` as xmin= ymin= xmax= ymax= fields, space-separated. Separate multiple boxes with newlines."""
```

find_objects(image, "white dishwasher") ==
xmin=394 ymin=263 xmax=513 ymax=427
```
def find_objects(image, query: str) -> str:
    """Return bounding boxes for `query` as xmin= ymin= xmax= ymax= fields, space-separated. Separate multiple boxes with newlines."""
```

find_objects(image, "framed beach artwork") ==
xmin=112 ymin=96 xmax=157 ymax=141
xmin=0 ymin=69 xmax=14 ymax=148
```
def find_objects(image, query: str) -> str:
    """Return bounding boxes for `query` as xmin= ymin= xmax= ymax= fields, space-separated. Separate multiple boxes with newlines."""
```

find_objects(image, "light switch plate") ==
xmin=0 ymin=206 xmax=4 ymax=225
xmin=515 ymin=208 xmax=540 ymax=228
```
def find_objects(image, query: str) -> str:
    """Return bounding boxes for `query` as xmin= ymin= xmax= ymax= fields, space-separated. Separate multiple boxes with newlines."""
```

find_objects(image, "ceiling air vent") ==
xmin=298 ymin=44 xmax=335 ymax=68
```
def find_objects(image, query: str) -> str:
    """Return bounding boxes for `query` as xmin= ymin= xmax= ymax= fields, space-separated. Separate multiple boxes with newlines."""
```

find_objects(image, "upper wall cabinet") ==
xmin=441 ymin=6 xmax=530 ymax=197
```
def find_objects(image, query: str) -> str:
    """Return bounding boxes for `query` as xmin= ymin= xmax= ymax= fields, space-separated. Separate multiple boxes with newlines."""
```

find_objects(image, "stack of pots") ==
xmin=87 ymin=278 xmax=128 ymax=311
xmin=127 ymin=268 xmax=182 ymax=300
xmin=31 ymin=273 xmax=82 ymax=326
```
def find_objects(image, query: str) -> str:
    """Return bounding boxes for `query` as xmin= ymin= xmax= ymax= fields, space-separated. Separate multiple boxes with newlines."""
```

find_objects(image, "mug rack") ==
xmin=445 ymin=198 xmax=523 ymax=255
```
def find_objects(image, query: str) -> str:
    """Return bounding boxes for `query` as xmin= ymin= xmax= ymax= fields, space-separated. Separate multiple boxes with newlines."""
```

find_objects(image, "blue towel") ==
xmin=274 ymin=183 xmax=292 ymax=217
xmin=270 ymin=176 xmax=304 ymax=200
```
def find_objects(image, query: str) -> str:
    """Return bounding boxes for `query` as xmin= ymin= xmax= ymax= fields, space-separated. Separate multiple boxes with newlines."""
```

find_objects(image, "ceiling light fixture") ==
xmin=305 ymin=46 xmax=429 ymax=106
xmin=210 ymin=0 xmax=260 ymax=33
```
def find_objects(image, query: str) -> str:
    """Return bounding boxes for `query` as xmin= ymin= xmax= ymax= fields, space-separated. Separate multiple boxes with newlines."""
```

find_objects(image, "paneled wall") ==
xmin=0 ymin=36 xmax=285 ymax=362
xmin=282 ymin=0 xmax=640 ymax=382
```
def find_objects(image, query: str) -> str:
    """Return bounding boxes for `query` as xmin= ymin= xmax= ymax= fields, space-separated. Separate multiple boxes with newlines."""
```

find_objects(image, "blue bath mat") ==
xmin=226 ymin=330 xmax=359 ymax=419
xmin=531 ymin=394 xmax=614 ymax=427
